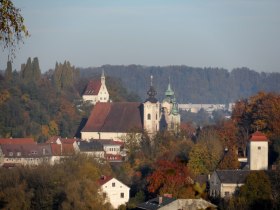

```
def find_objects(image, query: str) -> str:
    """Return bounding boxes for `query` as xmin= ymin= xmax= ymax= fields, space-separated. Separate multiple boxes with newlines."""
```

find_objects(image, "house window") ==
xmin=258 ymin=146 xmax=261 ymax=150
xmin=147 ymin=114 xmax=151 ymax=120
xmin=120 ymin=193 xmax=124 ymax=198
xmin=225 ymin=191 xmax=230 ymax=197
xmin=112 ymin=182 xmax=115 ymax=187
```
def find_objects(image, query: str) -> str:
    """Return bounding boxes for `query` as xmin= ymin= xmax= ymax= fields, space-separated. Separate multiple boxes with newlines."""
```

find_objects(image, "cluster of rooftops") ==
xmin=0 ymin=137 xmax=126 ymax=167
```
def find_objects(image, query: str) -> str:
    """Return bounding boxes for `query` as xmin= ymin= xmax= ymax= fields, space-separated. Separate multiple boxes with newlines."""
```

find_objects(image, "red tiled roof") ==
xmin=249 ymin=131 xmax=268 ymax=142
xmin=82 ymin=102 xmax=143 ymax=133
xmin=0 ymin=138 xmax=35 ymax=145
xmin=50 ymin=144 xmax=75 ymax=156
xmin=98 ymin=176 xmax=113 ymax=186
xmin=46 ymin=136 xmax=60 ymax=144
xmin=83 ymin=80 xmax=101 ymax=95
xmin=0 ymin=144 xmax=52 ymax=157
xmin=60 ymin=138 xmax=77 ymax=144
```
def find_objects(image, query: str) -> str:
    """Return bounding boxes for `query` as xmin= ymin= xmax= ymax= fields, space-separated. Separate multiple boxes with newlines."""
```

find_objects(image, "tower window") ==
xmin=147 ymin=114 xmax=151 ymax=120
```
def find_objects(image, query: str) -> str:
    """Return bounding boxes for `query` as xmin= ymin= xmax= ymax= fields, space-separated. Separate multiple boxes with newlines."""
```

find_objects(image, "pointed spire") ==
xmin=145 ymin=75 xmax=158 ymax=103
xmin=163 ymin=77 xmax=174 ymax=103
xmin=101 ymin=69 xmax=105 ymax=78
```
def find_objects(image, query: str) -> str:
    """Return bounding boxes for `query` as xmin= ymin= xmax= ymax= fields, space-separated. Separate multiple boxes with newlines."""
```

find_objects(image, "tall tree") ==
xmin=4 ymin=60 xmax=12 ymax=81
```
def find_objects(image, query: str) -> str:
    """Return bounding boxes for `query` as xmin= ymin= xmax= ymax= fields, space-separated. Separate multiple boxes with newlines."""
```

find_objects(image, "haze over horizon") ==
xmin=1 ymin=0 xmax=280 ymax=73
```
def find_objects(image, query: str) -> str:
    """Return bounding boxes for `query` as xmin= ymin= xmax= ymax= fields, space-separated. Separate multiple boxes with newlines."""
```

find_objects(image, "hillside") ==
xmin=79 ymin=65 xmax=280 ymax=104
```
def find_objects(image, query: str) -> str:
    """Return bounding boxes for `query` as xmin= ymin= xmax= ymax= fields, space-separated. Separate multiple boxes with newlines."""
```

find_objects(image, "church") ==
xmin=82 ymin=70 xmax=110 ymax=105
xmin=81 ymin=75 xmax=181 ymax=141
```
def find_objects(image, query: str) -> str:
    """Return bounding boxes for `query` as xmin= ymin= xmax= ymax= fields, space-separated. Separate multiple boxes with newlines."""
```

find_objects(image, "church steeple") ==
xmin=145 ymin=75 xmax=158 ymax=103
xmin=164 ymin=77 xmax=174 ymax=103
xmin=101 ymin=69 xmax=105 ymax=85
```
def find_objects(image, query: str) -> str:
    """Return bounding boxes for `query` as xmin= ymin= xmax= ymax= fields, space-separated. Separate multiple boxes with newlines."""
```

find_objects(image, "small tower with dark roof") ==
xmin=143 ymin=75 xmax=160 ymax=136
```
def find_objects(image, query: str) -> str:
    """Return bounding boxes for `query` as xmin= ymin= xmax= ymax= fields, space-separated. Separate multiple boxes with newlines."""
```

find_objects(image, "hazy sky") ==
xmin=1 ymin=0 xmax=280 ymax=72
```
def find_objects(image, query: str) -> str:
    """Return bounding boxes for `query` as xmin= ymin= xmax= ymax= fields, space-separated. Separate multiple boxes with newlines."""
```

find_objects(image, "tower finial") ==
xmin=150 ymin=75 xmax=153 ymax=86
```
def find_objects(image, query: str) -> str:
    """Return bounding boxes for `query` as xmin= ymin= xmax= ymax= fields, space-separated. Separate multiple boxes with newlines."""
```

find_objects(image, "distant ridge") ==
xmin=79 ymin=65 xmax=280 ymax=104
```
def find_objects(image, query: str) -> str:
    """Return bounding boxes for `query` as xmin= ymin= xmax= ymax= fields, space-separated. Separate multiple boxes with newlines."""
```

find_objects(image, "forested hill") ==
xmin=79 ymin=65 xmax=280 ymax=104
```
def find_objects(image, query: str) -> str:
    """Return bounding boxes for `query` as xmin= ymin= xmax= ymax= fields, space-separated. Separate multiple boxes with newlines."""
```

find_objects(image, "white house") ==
xmin=82 ymin=70 xmax=109 ymax=105
xmin=98 ymin=176 xmax=130 ymax=209
xmin=209 ymin=170 xmax=251 ymax=198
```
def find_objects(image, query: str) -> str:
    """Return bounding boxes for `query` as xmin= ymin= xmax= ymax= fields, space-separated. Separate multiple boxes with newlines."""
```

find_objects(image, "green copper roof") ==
xmin=165 ymin=83 xmax=174 ymax=97
xmin=171 ymin=95 xmax=179 ymax=115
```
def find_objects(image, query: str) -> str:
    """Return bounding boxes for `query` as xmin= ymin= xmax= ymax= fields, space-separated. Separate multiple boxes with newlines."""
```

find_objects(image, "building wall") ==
xmin=220 ymin=183 xmax=243 ymax=197
xmin=209 ymin=171 xmax=221 ymax=197
xmin=82 ymin=95 xmax=98 ymax=104
xmin=79 ymin=151 xmax=105 ymax=158
xmin=249 ymin=141 xmax=268 ymax=170
xmin=143 ymin=101 xmax=160 ymax=135
xmin=104 ymin=145 xmax=121 ymax=155
xmin=101 ymin=178 xmax=130 ymax=209
xmin=2 ymin=157 xmax=50 ymax=166
xmin=81 ymin=132 xmax=127 ymax=141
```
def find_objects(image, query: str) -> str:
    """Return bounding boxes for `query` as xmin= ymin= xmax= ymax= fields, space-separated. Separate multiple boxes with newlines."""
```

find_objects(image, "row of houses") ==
xmin=0 ymin=137 xmax=126 ymax=167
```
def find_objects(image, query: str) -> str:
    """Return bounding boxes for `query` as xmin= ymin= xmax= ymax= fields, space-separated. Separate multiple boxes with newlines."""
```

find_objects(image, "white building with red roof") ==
xmin=82 ymin=70 xmax=109 ymax=105
xmin=98 ymin=176 xmax=130 ymax=209
xmin=248 ymin=131 xmax=268 ymax=170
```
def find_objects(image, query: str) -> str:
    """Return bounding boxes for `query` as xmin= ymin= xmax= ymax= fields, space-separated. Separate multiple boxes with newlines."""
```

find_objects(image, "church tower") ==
xmin=169 ymin=94 xmax=181 ymax=133
xmin=161 ymin=80 xmax=180 ymax=132
xmin=143 ymin=75 xmax=160 ymax=136
xmin=248 ymin=131 xmax=268 ymax=170
xmin=98 ymin=70 xmax=109 ymax=103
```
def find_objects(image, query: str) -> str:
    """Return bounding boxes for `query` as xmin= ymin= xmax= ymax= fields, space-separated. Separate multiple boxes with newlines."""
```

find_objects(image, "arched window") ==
xmin=147 ymin=113 xmax=151 ymax=120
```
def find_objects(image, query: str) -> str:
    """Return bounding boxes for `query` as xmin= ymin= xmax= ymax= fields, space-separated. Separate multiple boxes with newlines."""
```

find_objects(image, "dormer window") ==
xmin=17 ymin=152 xmax=21 ymax=156
xmin=9 ymin=152 xmax=13 ymax=156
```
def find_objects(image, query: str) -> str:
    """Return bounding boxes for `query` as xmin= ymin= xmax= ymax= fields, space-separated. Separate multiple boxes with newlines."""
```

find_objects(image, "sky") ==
xmin=1 ymin=0 xmax=280 ymax=73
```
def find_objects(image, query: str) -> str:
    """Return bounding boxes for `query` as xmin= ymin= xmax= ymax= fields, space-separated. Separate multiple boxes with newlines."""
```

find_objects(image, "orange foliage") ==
xmin=147 ymin=159 xmax=194 ymax=198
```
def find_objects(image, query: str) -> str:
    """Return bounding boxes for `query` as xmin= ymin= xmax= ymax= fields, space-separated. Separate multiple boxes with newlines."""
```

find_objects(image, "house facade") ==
xmin=209 ymin=170 xmax=251 ymax=198
xmin=82 ymin=70 xmax=109 ymax=105
xmin=99 ymin=176 xmax=130 ymax=209
xmin=0 ymin=144 xmax=52 ymax=166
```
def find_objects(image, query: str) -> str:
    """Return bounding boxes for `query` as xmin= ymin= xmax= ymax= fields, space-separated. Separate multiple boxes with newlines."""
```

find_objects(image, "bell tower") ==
xmin=248 ymin=131 xmax=268 ymax=170
xmin=143 ymin=75 xmax=160 ymax=136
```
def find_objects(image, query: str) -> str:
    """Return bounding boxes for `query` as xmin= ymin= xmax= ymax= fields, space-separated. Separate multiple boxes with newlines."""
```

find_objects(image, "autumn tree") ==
xmin=188 ymin=128 xmax=223 ymax=175
xmin=232 ymin=92 xmax=280 ymax=139
xmin=0 ymin=0 xmax=29 ymax=58
xmin=147 ymin=159 xmax=195 ymax=198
